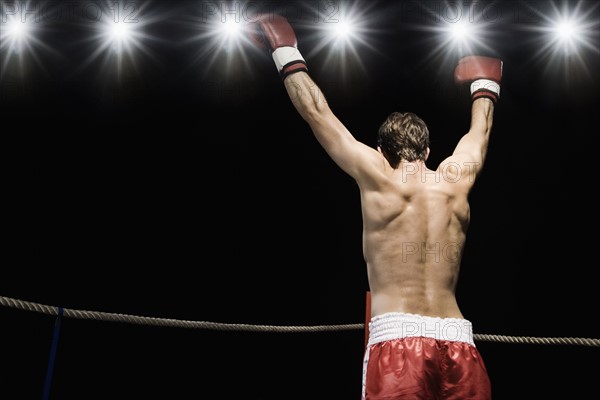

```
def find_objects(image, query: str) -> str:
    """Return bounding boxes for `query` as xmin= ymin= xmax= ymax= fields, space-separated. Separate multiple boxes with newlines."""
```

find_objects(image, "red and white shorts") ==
xmin=362 ymin=312 xmax=491 ymax=400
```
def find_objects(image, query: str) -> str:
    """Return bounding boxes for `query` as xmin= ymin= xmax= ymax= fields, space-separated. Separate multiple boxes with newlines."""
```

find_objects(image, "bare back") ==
xmin=361 ymin=162 xmax=471 ymax=319
xmin=283 ymin=72 xmax=494 ymax=319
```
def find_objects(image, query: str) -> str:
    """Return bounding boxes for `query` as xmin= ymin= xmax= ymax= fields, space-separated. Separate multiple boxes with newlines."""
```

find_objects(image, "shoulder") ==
xmin=436 ymin=156 xmax=479 ymax=189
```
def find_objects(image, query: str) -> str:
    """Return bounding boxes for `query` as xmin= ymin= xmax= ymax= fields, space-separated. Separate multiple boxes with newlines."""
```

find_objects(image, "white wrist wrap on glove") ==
xmin=470 ymin=79 xmax=500 ymax=97
xmin=272 ymin=47 xmax=305 ymax=72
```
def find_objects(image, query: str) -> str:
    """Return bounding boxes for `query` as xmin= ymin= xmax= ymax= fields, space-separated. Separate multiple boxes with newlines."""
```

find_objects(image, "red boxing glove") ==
xmin=248 ymin=14 xmax=308 ymax=80
xmin=454 ymin=56 xmax=503 ymax=103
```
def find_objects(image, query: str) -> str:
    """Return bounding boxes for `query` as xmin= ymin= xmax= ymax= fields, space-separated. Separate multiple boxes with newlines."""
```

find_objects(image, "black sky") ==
xmin=1 ymin=1 xmax=599 ymax=399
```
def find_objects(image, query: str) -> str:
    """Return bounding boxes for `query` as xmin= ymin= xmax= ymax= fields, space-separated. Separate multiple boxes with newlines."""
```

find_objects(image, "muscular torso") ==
xmin=361 ymin=162 xmax=471 ymax=319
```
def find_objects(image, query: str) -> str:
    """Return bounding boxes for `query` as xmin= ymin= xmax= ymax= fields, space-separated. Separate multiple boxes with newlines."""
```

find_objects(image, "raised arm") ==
xmin=248 ymin=14 xmax=382 ymax=181
xmin=444 ymin=56 xmax=503 ymax=182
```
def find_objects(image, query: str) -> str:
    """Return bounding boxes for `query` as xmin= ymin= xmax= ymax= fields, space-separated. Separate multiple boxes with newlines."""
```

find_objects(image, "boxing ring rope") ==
xmin=2 ymin=295 xmax=599 ymax=347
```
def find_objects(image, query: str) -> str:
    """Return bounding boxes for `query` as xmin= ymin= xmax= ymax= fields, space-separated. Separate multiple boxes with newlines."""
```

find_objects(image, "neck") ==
xmin=397 ymin=159 xmax=427 ymax=170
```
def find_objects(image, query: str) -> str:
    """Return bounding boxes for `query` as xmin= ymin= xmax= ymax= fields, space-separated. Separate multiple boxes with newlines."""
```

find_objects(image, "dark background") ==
xmin=1 ymin=1 xmax=598 ymax=399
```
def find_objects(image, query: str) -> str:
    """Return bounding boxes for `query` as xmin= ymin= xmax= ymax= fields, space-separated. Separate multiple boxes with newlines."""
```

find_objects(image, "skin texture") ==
xmin=284 ymin=71 xmax=494 ymax=319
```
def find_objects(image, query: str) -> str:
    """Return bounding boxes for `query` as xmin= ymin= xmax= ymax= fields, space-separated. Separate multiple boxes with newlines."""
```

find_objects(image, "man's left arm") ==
xmin=283 ymin=71 xmax=375 ymax=178
xmin=249 ymin=14 xmax=382 ymax=181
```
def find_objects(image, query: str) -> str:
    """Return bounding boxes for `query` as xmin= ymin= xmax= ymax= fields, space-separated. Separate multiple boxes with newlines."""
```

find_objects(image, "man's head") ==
xmin=377 ymin=112 xmax=430 ymax=168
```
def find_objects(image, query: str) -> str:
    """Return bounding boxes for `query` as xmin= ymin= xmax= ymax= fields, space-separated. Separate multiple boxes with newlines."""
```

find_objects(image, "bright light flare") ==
xmin=301 ymin=1 xmax=382 ymax=80
xmin=76 ymin=0 xmax=160 ymax=81
xmin=110 ymin=23 xmax=132 ymax=41
xmin=0 ymin=11 xmax=58 ymax=77
xmin=554 ymin=19 xmax=578 ymax=41
xmin=1 ymin=18 xmax=33 ymax=52
xmin=519 ymin=0 xmax=599 ymax=81
xmin=435 ymin=20 xmax=487 ymax=56
xmin=6 ymin=19 xmax=28 ymax=38
xmin=212 ymin=17 xmax=246 ymax=49
xmin=409 ymin=5 xmax=498 ymax=79
xmin=100 ymin=21 xmax=141 ymax=54
xmin=179 ymin=6 xmax=256 ymax=79
xmin=221 ymin=19 xmax=243 ymax=38
xmin=448 ymin=21 xmax=472 ymax=43
xmin=549 ymin=17 xmax=587 ymax=53
xmin=332 ymin=21 xmax=353 ymax=39
xmin=101 ymin=21 xmax=140 ymax=56
xmin=321 ymin=17 xmax=365 ymax=47
xmin=180 ymin=1 xmax=382 ymax=83
xmin=524 ymin=0 xmax=599 ymax=55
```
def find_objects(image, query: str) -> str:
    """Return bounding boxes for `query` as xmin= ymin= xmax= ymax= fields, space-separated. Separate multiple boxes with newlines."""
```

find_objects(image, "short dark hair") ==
xmin=377 ymin=112 xmax=430 ymax=168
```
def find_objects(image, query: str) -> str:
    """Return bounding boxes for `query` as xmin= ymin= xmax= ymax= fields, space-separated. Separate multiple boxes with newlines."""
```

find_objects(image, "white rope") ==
xmin=2 ymin=295 xmax=599 ymax=346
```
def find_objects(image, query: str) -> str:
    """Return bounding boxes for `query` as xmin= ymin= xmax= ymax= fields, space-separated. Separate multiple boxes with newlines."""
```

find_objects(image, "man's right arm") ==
xmin=451 ymin=98 xmax=494 ymax=175
xmin=445 ymin=56 xmax=502 ymax=182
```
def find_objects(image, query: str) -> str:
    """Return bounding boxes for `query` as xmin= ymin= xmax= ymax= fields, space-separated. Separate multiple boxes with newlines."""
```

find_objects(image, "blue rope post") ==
xmin=42 ymin=307 xmax=63 ymax=400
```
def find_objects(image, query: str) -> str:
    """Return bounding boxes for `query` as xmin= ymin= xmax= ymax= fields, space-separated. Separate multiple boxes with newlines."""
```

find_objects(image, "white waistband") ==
xmin=367 ymin=312 xmax=475 ymax=347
